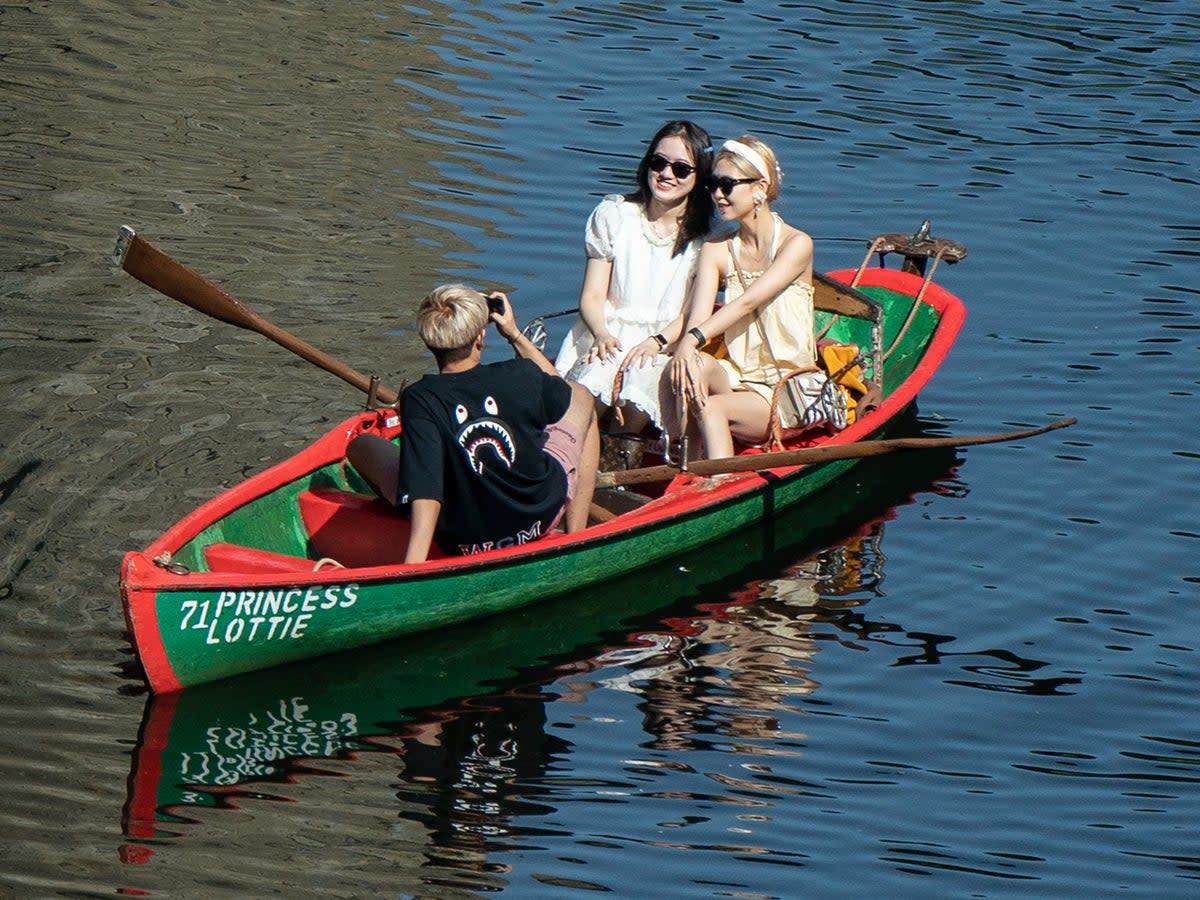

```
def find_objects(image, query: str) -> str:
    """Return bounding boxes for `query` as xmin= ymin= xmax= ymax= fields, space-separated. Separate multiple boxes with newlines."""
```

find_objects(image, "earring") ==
xmin=753 ymin=191 xmax=766 ymax=205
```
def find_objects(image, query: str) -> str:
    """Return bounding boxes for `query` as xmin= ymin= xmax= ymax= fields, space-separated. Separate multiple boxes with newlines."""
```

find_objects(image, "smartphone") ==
xmin=486 ymin=294 xmax=505 ymax=315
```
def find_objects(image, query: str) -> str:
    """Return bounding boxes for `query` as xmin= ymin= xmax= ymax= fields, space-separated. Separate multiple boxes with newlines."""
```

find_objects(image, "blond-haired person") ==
xmin=664 ymin=135 xmax=826 ymax=459
xmin=349 ymin=285 xmax=599 ymax=563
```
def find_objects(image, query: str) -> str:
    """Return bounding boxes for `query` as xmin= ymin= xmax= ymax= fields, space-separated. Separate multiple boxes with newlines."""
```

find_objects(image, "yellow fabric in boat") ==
xmin=820 ymin=343 xmax=869 ymax=424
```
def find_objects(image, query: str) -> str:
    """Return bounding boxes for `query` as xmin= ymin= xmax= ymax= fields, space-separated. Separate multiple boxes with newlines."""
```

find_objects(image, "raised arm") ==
xmin=487 ymin=292 xmax=560 ymax=377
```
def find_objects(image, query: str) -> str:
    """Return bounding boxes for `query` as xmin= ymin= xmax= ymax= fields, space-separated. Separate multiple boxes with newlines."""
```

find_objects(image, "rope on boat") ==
xmin=610 ymin=366 xmax=626 ymax=427
xmin=847 ymin=223 xmax=968 ymax=364
xmin=882 ymin=246 xmax=952 ymax=362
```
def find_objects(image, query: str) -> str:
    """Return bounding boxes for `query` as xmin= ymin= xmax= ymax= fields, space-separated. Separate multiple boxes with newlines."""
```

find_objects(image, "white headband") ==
xmin=721 ymin=139 xmax=772 ymax=182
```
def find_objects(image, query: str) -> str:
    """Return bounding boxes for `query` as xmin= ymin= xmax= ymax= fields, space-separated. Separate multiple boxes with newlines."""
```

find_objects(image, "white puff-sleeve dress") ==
xmin=554 ymin=195 xmax=699 ymax=430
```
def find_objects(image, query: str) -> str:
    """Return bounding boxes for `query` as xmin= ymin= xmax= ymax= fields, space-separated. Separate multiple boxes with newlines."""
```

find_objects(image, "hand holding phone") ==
xmin=486 ymin=294 xmax=505 ymax=315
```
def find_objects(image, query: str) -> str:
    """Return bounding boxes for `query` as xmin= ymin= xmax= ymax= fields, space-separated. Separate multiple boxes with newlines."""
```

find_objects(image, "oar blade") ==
xmin=114 ymin=227 xmax=265 ymax=333
xmin=111 ymin=226 xmax=399 ymax=405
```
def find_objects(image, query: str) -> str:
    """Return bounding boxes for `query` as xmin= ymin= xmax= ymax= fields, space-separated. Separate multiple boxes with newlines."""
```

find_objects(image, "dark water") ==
xmin=1 ymin=1 xmax=1197 ymax=897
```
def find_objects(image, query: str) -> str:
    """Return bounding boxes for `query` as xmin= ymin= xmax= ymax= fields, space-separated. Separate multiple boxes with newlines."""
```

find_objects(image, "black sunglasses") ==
xmin=648 ymin=153 xmax=696 ymax=180
xmin=707 ymin=176 xmax=760 ymax=197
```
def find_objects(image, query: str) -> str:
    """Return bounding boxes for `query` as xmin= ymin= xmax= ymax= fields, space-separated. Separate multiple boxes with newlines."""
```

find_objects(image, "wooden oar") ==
xmin=112 ymin=226 xmax=400 ymax=404
xmin=597 ymin=417 xmax=1077 ymax=488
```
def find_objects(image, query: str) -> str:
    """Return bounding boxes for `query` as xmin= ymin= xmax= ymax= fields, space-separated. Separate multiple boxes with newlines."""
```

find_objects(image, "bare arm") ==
xmin=488 ymin=292 xmax=560 ymax=377
xmin=690 ymin=230 xmax=813 ymax=342
xmin=405 ymin=498 xmax=441 ymax=564
xmin=619 ymin=308 xmax=689 ymax=371
xmin=671 ymin=229 xmax=813 ymax=408
xmin=578 ymin=256 xmax=614 ymax=337
xmin=678 ymin=240 xmax=729 ymax=337
xmin=578 ymin=256 xmax=621 ymax=363
xmin=667 ymin=241 xmax=728 ymax=396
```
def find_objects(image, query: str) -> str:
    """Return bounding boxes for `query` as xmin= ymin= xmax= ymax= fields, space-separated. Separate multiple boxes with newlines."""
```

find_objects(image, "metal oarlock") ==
xmin=521 ymin=307 xmax=576 ymax=353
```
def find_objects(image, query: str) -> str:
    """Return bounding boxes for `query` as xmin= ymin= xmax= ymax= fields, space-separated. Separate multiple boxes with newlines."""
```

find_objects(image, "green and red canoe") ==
xmin=120 ymin=260 xmax=967 ymax=693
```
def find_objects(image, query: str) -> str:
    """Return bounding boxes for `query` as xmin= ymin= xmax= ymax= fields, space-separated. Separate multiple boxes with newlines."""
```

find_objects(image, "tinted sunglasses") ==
xmin=707 ymin=176 xmax=759 ymax=197
xmin=648 ymin=153 xmax=696 ymax=180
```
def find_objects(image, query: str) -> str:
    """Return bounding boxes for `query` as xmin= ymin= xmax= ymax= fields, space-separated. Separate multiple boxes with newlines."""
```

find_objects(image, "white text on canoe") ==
xmin=177 ymin=585 xmax=360 ymax=645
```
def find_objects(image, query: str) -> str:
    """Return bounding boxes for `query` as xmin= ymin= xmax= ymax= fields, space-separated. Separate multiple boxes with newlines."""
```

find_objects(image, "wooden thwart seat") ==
xmin=812 ymin=271 xmax=883 ymax=385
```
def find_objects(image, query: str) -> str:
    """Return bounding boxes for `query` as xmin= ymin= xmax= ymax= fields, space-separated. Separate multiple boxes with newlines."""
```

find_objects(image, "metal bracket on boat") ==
xmin=152 ymin=552 xmax=190 ymax=576
xmin=521 ymin=307 xmax=577 ymax=354
xmin=852 ymin=220 xmax=968 ymax=298
xmin=363 ymin=373 xmax=403 ymax=410
xmin=850 ymin=221 xmax=968 ymax=362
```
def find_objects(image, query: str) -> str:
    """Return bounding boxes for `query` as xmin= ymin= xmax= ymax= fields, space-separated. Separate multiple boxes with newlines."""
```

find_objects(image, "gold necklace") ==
xmin=644 ymin=206 xmax=680 ymax=242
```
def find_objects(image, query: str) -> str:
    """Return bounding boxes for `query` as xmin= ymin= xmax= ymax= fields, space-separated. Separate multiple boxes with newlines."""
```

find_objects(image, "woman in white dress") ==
xmin=554 ymin=120 xmax=714 ymax=434
xmin=665 ymin=134 xmax=828 ymax=460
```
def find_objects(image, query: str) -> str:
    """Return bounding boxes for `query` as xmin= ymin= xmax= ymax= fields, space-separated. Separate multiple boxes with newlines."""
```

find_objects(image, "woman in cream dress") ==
xmin=665 ymin=134 xmax=828 ymax=459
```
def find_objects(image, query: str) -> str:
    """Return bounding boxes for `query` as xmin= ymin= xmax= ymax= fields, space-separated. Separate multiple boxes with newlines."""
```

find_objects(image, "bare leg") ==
xmin=560 ymin=382 xmax=599 ymax=532
xmin=346 ymin=434 xmax=401 ymax=506
xmin=696 ymin=391 xmax=771 ymax=458
xmin=658 ymin=370 xmax=703 ymax=458
xmin=661 ymin=355 xmax=757 ymax=459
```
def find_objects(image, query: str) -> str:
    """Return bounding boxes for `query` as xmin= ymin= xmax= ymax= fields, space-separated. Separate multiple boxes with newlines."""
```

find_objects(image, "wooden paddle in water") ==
xmin=597 ymin=418 xmax=1077 ymax=487
xmin=112 ymin=226 xmax=400 ymax=404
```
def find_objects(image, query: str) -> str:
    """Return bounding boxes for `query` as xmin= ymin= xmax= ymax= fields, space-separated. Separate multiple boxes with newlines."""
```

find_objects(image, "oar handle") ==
xmin=598 ymin=417 xmax=1077 ymax=487
xmin=114 ymin=227 xmax=399 ymax=405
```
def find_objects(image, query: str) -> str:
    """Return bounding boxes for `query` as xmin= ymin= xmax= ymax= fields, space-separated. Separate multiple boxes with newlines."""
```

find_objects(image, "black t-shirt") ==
xmin=398 ymin=358 xmax=572 ymax=555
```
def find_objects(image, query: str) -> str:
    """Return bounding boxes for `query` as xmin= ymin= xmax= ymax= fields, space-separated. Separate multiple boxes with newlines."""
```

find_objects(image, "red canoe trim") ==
xmin=121 ymin=689 xmax=182 ymax=842
xmin=121 ymin=553 xmax=183 ymax=694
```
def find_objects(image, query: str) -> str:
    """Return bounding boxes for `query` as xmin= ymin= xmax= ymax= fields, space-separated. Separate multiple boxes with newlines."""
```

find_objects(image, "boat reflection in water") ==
xmin=617 ymin=520 xmax=890 ymax=756
xmin=120 ymin=427 xmax=964 ymax=883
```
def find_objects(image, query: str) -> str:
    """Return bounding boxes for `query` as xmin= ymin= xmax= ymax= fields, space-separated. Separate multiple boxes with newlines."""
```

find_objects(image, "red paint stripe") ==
xmin=120 ymin=553 xmax=182 ymax=694
xmin=121 ymin=690 xmax=181 ymax=843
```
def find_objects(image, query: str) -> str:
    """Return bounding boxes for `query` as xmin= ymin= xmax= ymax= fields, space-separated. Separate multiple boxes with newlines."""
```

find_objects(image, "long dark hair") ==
xmin=628 ymin=119 xmax=714 ymax=257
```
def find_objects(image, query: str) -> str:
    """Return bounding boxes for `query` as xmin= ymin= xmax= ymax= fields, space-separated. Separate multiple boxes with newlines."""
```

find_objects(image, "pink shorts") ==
xmin=543 ymin=419 xmax=584 ymax=502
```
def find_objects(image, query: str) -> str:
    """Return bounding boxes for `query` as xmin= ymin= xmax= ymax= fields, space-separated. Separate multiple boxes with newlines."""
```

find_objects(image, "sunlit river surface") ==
xmin=1 ymin=2 xmax=1197 ymax=897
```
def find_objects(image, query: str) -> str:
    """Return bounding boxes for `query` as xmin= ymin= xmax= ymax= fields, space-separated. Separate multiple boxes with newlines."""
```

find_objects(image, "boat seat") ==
xmin=298 ymin=487 xmax=449 ymax=567
xmin=204 ymin=543 xmax=318 ymax=576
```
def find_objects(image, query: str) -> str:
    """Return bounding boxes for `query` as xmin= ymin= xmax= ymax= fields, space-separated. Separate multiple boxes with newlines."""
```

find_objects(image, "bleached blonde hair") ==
xmin=416 ymin=283 xmax=489 ymax=351
xmin=717 ymin=134 xmax=783 ymax=202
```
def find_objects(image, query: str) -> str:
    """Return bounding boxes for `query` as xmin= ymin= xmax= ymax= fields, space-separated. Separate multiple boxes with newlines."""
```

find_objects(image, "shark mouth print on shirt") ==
xmin=454 ymin=396 xmax=516 ymax=475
